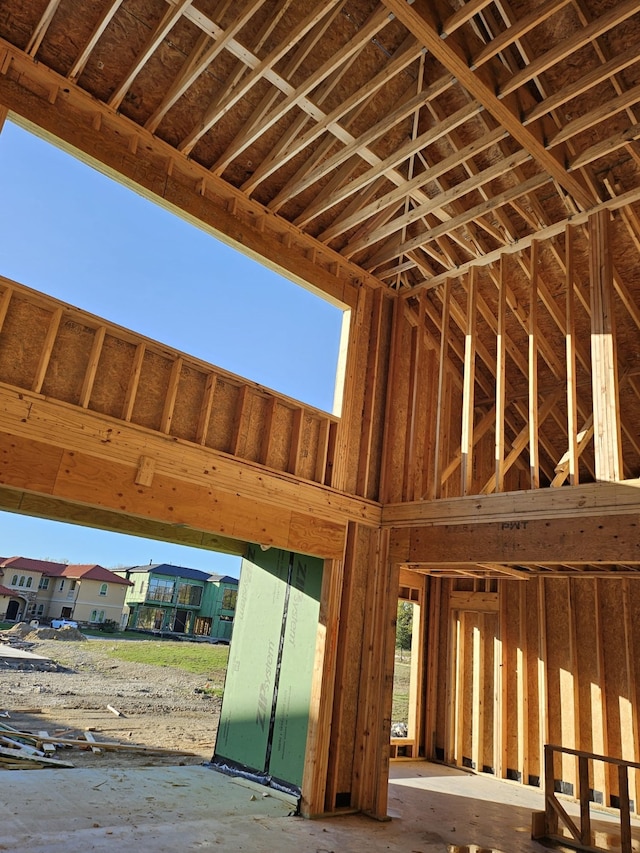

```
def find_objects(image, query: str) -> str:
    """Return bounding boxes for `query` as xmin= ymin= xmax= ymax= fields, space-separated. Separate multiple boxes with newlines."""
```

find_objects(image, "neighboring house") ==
xmin=200 ymin=574 xmax=238 ymax=641
xmin=0 ymin=557 xmax=67 ymax=622
xmin=116 ymin=563 xmax=238 ymax=639
xmin=40 ymin=564 xmax=132 ymax=626
xmin=0 ymin=557 xmax=131 ymax=625
xmin=0 ymin=583 xmax=15 ymax=619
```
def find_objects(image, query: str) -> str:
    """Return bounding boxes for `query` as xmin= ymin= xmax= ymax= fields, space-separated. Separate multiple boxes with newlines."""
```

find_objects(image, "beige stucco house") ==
xmin=0 ymin=557 xmax=131 ymax=625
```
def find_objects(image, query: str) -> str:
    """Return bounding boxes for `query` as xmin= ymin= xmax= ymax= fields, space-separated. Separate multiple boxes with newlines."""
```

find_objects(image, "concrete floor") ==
xmin=2 ymin=759 xmax=635 ymax=852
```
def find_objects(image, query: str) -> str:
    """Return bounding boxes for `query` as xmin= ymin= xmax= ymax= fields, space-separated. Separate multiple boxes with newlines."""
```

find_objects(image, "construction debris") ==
xmin=0 ymin=717 xmax=196 ymax=770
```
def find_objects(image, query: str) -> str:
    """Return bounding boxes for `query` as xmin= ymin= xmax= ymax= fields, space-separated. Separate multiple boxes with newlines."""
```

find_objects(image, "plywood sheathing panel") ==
xmin=0 ymin=295 xmax=51 ymax=389
xmin=90 ymin=334 xmax=136 ymax=419
xmin=130 ymin=347 xmax=171 ymax=431
xmin=40 ymin=317 xmax=94 ymax=404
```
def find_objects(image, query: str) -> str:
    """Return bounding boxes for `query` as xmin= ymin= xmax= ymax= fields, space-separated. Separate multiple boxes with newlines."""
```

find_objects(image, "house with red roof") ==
xmin=0 ymin=557 xmax=131 ymax=626
xmin=0 ymin=583 xmax=15 ymax=619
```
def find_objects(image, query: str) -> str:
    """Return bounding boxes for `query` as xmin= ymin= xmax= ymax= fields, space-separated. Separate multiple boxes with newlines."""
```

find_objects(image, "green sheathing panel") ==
xmin=213 ymin=546 xmax=323 ymax=795
xmin=269 ymin=553 xmax=323 ymax=789
xmin=214 ymin=546 xmax=289 ymax=772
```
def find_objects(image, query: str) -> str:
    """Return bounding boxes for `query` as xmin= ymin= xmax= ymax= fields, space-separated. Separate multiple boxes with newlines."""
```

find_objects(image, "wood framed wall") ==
xmin=419 ymin=575 xmax=640 ymax=814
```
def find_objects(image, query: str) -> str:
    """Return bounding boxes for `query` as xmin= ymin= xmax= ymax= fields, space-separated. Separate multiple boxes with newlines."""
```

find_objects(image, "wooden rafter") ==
xmin=381 ymin=0 xmax=595 ymax=211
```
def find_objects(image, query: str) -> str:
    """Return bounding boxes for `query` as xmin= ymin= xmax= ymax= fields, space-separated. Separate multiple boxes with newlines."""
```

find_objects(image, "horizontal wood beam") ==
xmin=383 ymin=480 xmax=640 ymax=527
xmin=0 ymin=485 xmax=247 ymax=557
xmin=390 ymin=513 xmax=640 ymax=565
xmin=0 ymin=386 xmax=381 ymax=560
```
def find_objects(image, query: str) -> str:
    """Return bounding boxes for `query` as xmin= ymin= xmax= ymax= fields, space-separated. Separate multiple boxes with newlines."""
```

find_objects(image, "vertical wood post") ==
xmin=565 ymin=225 xmax=579 ymax=485
xmin=495 ymin=257 xmax=507 ymax=491
xmin=589 ymin=210 xmax=622 ymax=481
xmin=529 ymin=242 xmax=540 ymax=488
xmin=461 ymin=269 xmax=477 ymax=495
xmin=432 ymin=280 xmax=451 ymax=499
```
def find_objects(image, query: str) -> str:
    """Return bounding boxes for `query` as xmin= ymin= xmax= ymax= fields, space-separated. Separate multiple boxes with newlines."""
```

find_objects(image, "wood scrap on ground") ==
xmin=0 ymin=717 xmax=195 ymax=770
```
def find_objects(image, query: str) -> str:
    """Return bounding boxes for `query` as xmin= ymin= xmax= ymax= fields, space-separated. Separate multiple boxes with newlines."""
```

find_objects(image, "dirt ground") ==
xmin=1 ymin=634 xmax=222 ymax=771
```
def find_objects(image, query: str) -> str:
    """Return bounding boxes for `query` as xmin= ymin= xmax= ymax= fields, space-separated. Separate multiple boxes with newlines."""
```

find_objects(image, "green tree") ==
xmin=396 ymin=601 xmax=413 ymax=656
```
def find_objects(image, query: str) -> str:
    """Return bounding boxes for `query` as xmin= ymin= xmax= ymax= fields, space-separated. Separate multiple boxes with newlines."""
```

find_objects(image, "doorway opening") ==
xmin=391 ymin=573 xmax=425 ymax=760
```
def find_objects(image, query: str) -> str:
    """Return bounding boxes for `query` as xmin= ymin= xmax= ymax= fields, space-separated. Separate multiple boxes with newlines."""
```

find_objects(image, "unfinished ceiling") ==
xmin=0 ymin=0 xmax=638 ymax=285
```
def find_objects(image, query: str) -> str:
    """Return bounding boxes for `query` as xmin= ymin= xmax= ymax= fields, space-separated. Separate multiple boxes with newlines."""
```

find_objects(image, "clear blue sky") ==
xmin=0 ymin=121 xmax=343 ymax=577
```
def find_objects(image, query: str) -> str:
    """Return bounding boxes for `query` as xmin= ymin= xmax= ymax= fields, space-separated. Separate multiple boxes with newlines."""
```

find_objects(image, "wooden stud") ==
xmin=379 ymin=295 xmax=404 ymax=504
xmin=0 ymin=285 xmax=12 ymax=332
xmin=231 ymin=385 xmax=250 ymax=458
xmin=259 ymin=396 xmax=277 ymax=468
xmin=589 ymin=210 xmax=623 ymax=481
xmin=122 ymin=343 xmax=145 ymax=422
xmin=160 ymin=357 xmax=183 ymax=434
xmin=195 ymin=372 xmax=216 ymax=445
xmin=315 ymin=417 xmax=331 ymax=485
xmin=79 ymin=325 xmax=106 ymax=409
xmin=288 ymin=407 xmax=304 ymax=477
xmin=495 ymin=257 xmax=507 ymax=492
xmin=424 ymin=577 xmax=441 ymax=759
xmin=565 ymin=226 xmax=579 ymax=485
xmin=32 ymin=306 xmax=62 ymax=394
xmin=68 ymin=0 xmax=125 ymax=81
xmin=403 ymin=293 xmax=424 ymax=501
xmin=301 ymin=557 xmax=344 ymax=817
xmin=26 ymin=0 xmax=63 ymax=58
xmin=431 ymin=280 xmax=451 ymax=499
xmin=461 ymin=269 xmax=478 ymax=495
xmin=357 ymin=288 xmax=384 ymax=499
xmin=529 ymin=242 xmax=540 ymax=488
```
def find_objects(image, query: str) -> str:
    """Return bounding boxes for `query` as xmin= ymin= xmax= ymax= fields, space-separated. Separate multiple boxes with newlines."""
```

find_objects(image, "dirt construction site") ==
xmin=0 ymin=624 xmax=221 ymax=770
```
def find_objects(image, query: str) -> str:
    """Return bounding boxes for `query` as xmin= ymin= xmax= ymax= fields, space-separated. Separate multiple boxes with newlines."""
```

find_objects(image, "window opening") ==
xmin=0 ymin=121 xmax=344 ymax=414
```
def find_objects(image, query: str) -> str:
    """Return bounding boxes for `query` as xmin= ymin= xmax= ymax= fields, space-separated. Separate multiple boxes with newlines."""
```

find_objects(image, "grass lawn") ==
xmin=88 ymin=639 xmax=230 ymax=679
xmin=392 ymin=650 xmax=411 ymax=725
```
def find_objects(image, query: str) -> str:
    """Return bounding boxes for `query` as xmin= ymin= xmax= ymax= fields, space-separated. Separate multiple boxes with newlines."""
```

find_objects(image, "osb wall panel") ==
xmin=131 ymin=349 xmax=171 ymax=431
xmin=267 ymin=402 xmax=294 ymax=471
xmin=428 ymin=576 xmax=640 ymax=813
xmin=207 ymin=378 xmax=239 ymax=453
xmin=91 ymin=335 xmax=136 ymax=418
xmin=242 ymin=392 xmax=269 ymax=464
xmin=41 ymin=318 xmax=94 ymax=403
xmin=0 ymin=296 xmax=50 ymax=389
xmin=171 ymin=365 xmax=206 ymax=444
